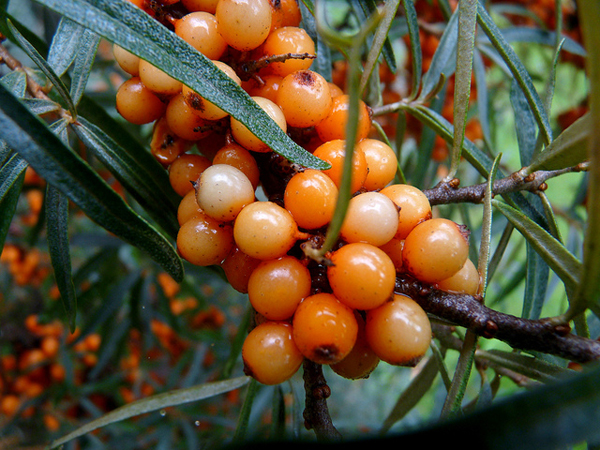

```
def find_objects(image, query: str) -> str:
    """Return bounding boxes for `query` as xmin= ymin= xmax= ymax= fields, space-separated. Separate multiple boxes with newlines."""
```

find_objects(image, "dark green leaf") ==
xmin=473 ymin=49 xmax=492 ymax=146
xmin=510 ymin=79 xmax=537 ymax=166
xmin=47 ymin=17 xmax=86 ymax=76
xmin=500 ymin=26 xmax=586 ymax=56
xmin=45 ymin=184 xmax=77 ymax=331
xmin=522 ymin=243 xmax=549 ymax=320
xmin=33 ymin=0 xmax=328 ymax=170
xmin=477 ymin=3 xmax=552 ymax=146
xmin=0 ymin=160 xmax=24 ymax=249
xmin=0 ymin=151 xmax=28 ymax=202
xmin=72 ymin=117 xmax=180 ymax=238
xmin=69 ymin=28 xmax=100 ymax=106
xmin=401 ymin=0 xmax=421 ymax=99
xmin=0 ymin=82 xmax=184 ymax=281
xmin=477 ymin=349 xmax=570 ymax=383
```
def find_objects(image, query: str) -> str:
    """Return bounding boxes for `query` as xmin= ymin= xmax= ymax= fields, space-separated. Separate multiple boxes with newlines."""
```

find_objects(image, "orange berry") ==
xmin=165 ymin=93 xmax=215 ymax=141
xmin=177 ymin=213 xmax=234 ymax=266
xmin=292 ymin=293 xmax=358 ymax=365
xmin=220 ymin=246 xmax=262 ymax=293
xmin=328 ymin=242 xmax=396 ymax=310
xmin=261 ymin=26 xmax=315 ymax=77
xmin=168 ymin=153 xmax=212 ymax=197
xmin=181 ymin=0 xmax=219 ymax=13
xmin=269 ymin=0 xmax=302 ymax=30
xmin=40 ymin=335 xmax=60 ymax=358
xmin=1 ymin=395 xmax=20 ymax=417
xmin=175 ymin=12 xmax=228 ymax=60
xmin=216 ymin=0 xmax=272 ymax=51
xmin=365 ymin=294 xmax=431 ymax=366
xmin=357 ymin=139 xmax=398 ymax=190
xmin=242 ymin=321 xmax=303 ymax=385
xmin=150 ymin=116 xmax=191 ymax=167
xmin=230 ymin=96 xmax=287 ymax=152
xmin=402 ymin=218 xmax=470 ymax=283
xmin=378 ymin=237 xmax=405 ymax=272
xmin=212 ymin=142 xmax=261 ymax=190
xmin=276 ymin=70 xmax=332 ymax=128
xmin=435 ymin=258 xmax=480 ymax=295
xmin=284 ymin=169 xmax=338 ymax=230
xmin=339 ymin=192 xmax=399 ymax=246
xmin=177 ymin=189 xmax=203 ymax=225
xmin=113 ymin=44 xmax=140 ymax=76
xmin=245 ymin=74 xmax=283 ymax=103
xmin=139 ymin=60 xmax=182 ymax=95
xmin=44 ymin=414 xmax=61 ymax=432
xmin=380 ymin=184 xmax=432 ymax=240
xmin=315 ymin=95 xmax=371 ymax=142
xmin=116 ymin=77 xmax=166 ymax=125
xmin=331 ymin=312 xmax=379 ymax=379
xmin=312 ymin=139 xmax=368 ymax=194
xmin=248 ymin=255 xmax=311 ymax=320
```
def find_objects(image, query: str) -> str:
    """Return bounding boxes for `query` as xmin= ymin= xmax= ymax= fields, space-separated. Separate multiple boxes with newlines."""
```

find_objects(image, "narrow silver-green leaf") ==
xmin=527 ymin=112 xmax=590 ymax=173
xmin=477 ymin=3 xmax=552 ymax=146
xmin=0 ymin=166 xmax=24 ymax=250
xmin=0 ymin=70 xmax=27 ymax=96
xmin=477 ymin=349 xmax=570 ymax=383
xmin=48 ymin=376 xmax=250 ymax=449
xmin=492 ymin=199 xmax=580 ymax=295
xmin=478 ymin=153 xmax=501 ymax=296
xmin=0 ymin=151 xmax=28 ymax=202
xmin=499 ymin=26 xmax=586 ymax=57
xmin=45 ymin=184 xmax=77 ymax=331
xmin=47 ymin=16 xmax=85 ymax=76
xmin=21 ymin=98 xmax=62 ymax=115
xmin=448 ymin=0 xmax=478 ymax=180
xmin=32 ymin=0 xmax=328 ymax=170
xmin=400 ymin=0 xmax=421 ymax=99
xmin=510 ymin=79 xmax=537 ymax=166
xmin=69 ymin=28 xmax=100 ymax=106
xmin=0 ymin=82 xmax=184 ymax=282
xmin=473 ymin=49 xmax=492 ymax=146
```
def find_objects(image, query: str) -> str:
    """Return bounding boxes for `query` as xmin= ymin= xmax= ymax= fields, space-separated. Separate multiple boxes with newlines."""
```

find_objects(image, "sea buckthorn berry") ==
xmin=328 ymin=82 xmax=344 ymax=98
xmin=269 ymin=0 xmax=302 ymax=30
xmin=181 ymin=0 xmax=219 ymax=13
xmin=331 ymin=312 xmax=379 ymax=380
xmin=220 ymin=246 xmax=262 ymax=293
xmin=284 ymin=169 xmax=338 ymax=230
xmin=380 ymin=184 xmax=432 ymax=240
xmin=216 ymin=0 xmax=272 ymax=51
xmin=233 ymin=201 xmax=302 ymax=260
xmin=379 ymin=237 xmax=404 ymax=272
xmin=177 ymin=213 xmax=234 ymax=266
xmin=230 ymin=96 xmax=287 ymax=152
xmin=139 ymin=60 xmax=182 ymax=96
xmin=178 ymin=186 xmax=203 ymax=226
xmin=276 ymin=70 xmax=332 ymax=128
xmin=182 ymin=61 xmax=241 ymax=120
xmin=312 ymin=139 xmax=368 ymax=194
xmin=212 ymin=142 xmax=260 ymax=190
xmin=195 ymin=164 xmax=255 ymax=222
xmin=116 ymin=77 xmax=166 ymax=125
xmin=248 ymin=255 xmax=311 ymax=320
xmin=261 ymin=26 xmax=315 ymax=77
xmin=340 ymin=192 xmax=399 ymax=246
xmin=113 ymin=44 xmax=140 ymax=76
xmin=292 ymin=293 xmax=358 ymax=365
xmin=166 ymin=93 xmax=215 ymax=141
xmin=358 ymin=139 xmax=398 ymax=191
xmin=242 ymin=321 xmax=303 ymax=385
xmin=175 ymin=12 xmax=227 ymax=60
xmin=315 ymin=95 xmax=372 ymax=142
xmin=151 ymin=116 xmax=191 ymax=167
xmin=168 ymin=153 xmax=212 ymax=197
xmin=246 ymin=74 xmax=283 ymax=103
xmin=402 ymin=218 xmax=470 ymax=283
xmin=435 ymin=258 xmax=480 ymax=295
xmin=365 ymin=294 xmax=431 ymax=366
xmin=327 ymin=242 xmax=396 ymax=310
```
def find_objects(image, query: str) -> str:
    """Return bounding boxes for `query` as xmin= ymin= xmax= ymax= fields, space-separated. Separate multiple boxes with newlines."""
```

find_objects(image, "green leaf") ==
xmin=6 ymin=19 xmax=76 ymax=117
xmin=0 ymin=158 xmax=25 ymax=250
xmin=0 ymin=151 xmax=28 ymax=202
xmin=32 ymin=0 xmax=328 ymax=170
xmin=400 ymin=0 xmax=421 ymax=99
xmin=1 ymin=70 xmax=27 ymax=96
xmin=47 ymin=17 xmax=86 ymax=76
xmin=0 ymin=82 xmax=184 ymax=282
xmin=492 ymin=199 xmax=580 ymax=295
xmin=45 ymin=184 xmax=78 ymax=331
xmin=476 ymin=349 xmax=570 ymax=383
xmin=72 ymin=117 xmax=180 ymax=238
xmin=69 ymin=28 xmax=100 ymax=106
xmin=476 ymin=3 xmax=552 ymax=146
xmin=48 ymin=376 xmax=251 ymax=449
xmin=527 ymin=112 xmax=591 ymax=173
xmin=473 ymin=49 xmax=492 ymax=146
xmin=21 ymin=98 xmax=62 ymax=115
xmin=447 ymin=0 xmax=478 ymax=179
xmin=499 ymin=26 xmax=586 ymax=57
xmin=509 ymin=79 xmax=537 ymax=166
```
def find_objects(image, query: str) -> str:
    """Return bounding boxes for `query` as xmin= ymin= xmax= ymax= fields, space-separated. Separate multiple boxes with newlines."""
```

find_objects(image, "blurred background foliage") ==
xmin=0 ymin=0 xmax=598 ymax=449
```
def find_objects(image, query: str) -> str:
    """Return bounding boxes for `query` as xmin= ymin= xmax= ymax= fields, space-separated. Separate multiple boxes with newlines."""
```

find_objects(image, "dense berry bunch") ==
xmin=114 ymin=0 xmax=478 ymax=386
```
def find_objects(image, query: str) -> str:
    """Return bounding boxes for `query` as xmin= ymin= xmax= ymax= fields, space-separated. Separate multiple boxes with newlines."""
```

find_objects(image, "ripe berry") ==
xmin=284 ymin=169 xmax=338 ymax=230
xmin=331 ymin=312 xmax=379 ymax=380
xmin=378 ymin=237 xmax=404 ymax=272
xmin=181 ymin=61 xmax=241 ymax=120
xmin=139 ymin=60 xmax=182 ymax=96
xmin=113 ymin=44 xmax=140 ymax=76
xmin=315 ymin=95 xmax=371 ymax=142
xmin=177 ymin=190 xmax=202 ymax=226
xmin=358 ymin=139 xmax=398 ymax=191
xmin=339 ymin=192 xmax=399 ymax=246
xmin=312 ymin=139 xmax=368 ymax=194
xmin=248 ymin=255 xmax=311 ymax=320
xmin=165 ymin=93 xmax=215 ymax=141
xmin=230 ymin=96 xmax=287 ymax=152
xmin=380 ymin=184 xmax=432 ymax=240
xmin=245 ymin=74 xmax=283 ymax=103
xmin=212 ymin=142 xmax=261 ymax=190
xmin=276 ymin=70 xmax=332 ymax=128
xmin=365 ymin=294 xmax=431 ymax=366
xmin=269 ymin=0 xmax=302 ymax=30
xmin=195 ymin=164 xmax=255 ymax=222
xmin=261 ymin=26 xmax=315 ymax=77
xmin=292 ymin=293 xmax=358 ymax=365
xmin=233 ymin=201 xmax=301 ymax=260
xmin=435 ymin=258 xmax=480 ymax=295
xmin=402 ymin=218 xmax=470 ymax=283
xmin=216 ymin=0 xmax=272 ymax=51
xmin=220 ymin=246 xmax=262 ymax=294
xmin=168 ymin=153 xmax=212 ymax=197
xmin=181 ymin=0 xmax=219 ymax=13
xmin=327 ymin=242 xmax=396 ymax=310
xmin=242 ymin=321 xmax=303 ymax=385
xmin=175 ymin=12 xmax=228 ymax=60
xmin=116 ymin=77 xmax=166 ymax=125
xmin=177 ymin=213 xmax=234 ymax=266
xmin=150 ymin=116 xmax=190 ymax=167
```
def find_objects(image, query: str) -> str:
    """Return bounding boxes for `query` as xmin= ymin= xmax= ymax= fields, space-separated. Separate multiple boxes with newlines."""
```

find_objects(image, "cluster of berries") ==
xmin=113 ymin=0 xmax=479 ymax=386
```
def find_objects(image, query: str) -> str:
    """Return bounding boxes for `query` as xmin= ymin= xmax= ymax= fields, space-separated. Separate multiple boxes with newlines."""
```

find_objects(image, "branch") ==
xmin=394 ymin=274 xmax=600 ymax=364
